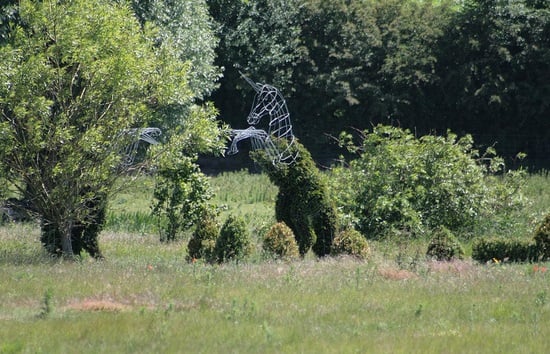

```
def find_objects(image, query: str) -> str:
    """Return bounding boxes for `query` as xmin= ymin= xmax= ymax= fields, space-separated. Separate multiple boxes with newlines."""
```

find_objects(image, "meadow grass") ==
xmin=1 ymin=171 xmax=549 ymax=353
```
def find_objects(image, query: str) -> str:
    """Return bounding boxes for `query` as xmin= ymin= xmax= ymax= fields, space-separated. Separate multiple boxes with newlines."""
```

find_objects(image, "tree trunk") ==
xmin=61 ymin=221 xmax=75 ymax=259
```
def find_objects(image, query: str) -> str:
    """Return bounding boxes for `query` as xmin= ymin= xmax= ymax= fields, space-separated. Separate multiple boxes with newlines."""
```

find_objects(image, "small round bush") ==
xmin=263 ymin=222 xmax=299 ymax=260
xmin=426 ymin=226 xmax=464 ymax=261
xmin=534 ymin=214 xmax=550 ymax=261
xmin=331 ymin=228 xmax=370 ymax=260
xmin=187 ymin=208 xmax=219 ymax=263
xmin=215 ymin=214 xmax=252 ymax=263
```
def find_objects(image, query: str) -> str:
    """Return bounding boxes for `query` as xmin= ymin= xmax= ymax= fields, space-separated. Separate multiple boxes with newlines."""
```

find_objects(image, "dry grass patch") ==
xmin=377 ymin=266 xmax=418 ymax=280
xmin=426 ymin=259 xmax=477 ymax=275
xmin=65 ymin=299 xmax=131 ymax=312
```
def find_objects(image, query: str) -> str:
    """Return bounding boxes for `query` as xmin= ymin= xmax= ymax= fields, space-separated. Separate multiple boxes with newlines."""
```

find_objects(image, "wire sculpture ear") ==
xmin=239 ymin=71 xmax=261 ymax=92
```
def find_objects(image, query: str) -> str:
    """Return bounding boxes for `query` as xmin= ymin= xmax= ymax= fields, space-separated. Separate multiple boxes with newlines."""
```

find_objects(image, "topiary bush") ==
xmin=215 ymin=214 xmax=252 ymax=263
xmin=426 ymin=226 xmax=464 ymax=261
xmin=472 ymin=237 xmax=537 ymax=263
xmin=331 ymin=228 xmax=370 ymax=260
xmin=534 ymin=214 xmax=550 ymax=261
xmin=262 ymin=222 xmax=300 ymax=260
xmin=187 ymin=207 xmax=219 ymax=263
xmin=252 ymin=140 xmax=338 ymax=257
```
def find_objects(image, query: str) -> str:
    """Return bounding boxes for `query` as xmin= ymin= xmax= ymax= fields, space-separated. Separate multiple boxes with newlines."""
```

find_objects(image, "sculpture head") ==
xmin=241 ymin=73 xmax=279 ymax=125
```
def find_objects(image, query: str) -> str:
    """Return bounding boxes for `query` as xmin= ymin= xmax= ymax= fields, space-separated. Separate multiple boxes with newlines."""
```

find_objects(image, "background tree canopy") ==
xmin=207 ymin=0 xmax=550 ymax=169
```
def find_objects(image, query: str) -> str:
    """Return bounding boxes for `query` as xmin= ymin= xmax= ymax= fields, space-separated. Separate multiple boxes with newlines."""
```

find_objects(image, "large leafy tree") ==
xmin=436 ymin=0 xmax=550 ymax=166
xmin=0 ymin=0 xmax=215 ymax=257
xmin=131 ymin=0 xmax=221 ymax=105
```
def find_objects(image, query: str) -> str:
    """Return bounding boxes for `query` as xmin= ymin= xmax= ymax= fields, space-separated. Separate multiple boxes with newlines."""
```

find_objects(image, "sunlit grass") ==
xmin=1 ymin=229 xmax=549 ymax=353
xmin=1 ymin=171 xmax=549 ymax=352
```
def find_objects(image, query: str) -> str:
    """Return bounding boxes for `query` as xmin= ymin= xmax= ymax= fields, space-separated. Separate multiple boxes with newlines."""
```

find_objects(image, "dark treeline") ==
xmin=208 ymin=0 xmax=550 ymax=170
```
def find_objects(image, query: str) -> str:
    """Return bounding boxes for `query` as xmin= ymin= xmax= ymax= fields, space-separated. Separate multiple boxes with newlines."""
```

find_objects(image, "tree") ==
xmin=435 ymin=0 xmax=550 ymax=166
xmin=131 ymin=0 xmax=221 ymax=104
xmin=0 ymin=0 xmax=203 ymax=258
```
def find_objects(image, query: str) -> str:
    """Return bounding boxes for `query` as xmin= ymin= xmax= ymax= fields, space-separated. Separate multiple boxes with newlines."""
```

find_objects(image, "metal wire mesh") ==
xmin=228 ymin=73 xmax=298 ymax=165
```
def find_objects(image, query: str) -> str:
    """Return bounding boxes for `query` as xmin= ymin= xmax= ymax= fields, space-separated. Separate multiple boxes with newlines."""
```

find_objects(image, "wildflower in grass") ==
xmin=533 ymin=265 xmax=548 ymax=274
xmin=147 ymin=264 xmax=154 ymax=271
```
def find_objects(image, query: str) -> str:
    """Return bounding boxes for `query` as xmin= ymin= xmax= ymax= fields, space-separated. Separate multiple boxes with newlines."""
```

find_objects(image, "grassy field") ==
xmin=1 ymin=171 xmax=549 ymax=353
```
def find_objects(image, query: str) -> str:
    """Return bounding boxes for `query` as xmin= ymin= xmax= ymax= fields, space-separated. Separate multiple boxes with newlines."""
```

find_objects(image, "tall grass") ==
xmin=0 ymin=171 xmax=548 ymax=352
xmin=1 ymin=228 xmax=549 ymax=353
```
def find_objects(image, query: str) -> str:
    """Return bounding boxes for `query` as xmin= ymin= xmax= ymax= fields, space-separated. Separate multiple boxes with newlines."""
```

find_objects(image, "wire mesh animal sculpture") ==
xmin=227 ymin=73 xmax=297 ymax=165
xmin=120 ymin=127 xmax=162 ymax=167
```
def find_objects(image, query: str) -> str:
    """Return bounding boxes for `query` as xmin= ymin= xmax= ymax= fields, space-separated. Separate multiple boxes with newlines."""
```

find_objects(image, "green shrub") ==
xmin=262 ymin=222 xmax=300 ymax=260
xmin=426 ymin=226 xmax=464 ymax=261
xmin=330 ymin=125 xmax=526 ymax=239
xmin=534 ymin=214 xmax=550 ymax=261
xmin=252 ymin=140 xmax=338 ymax=257
xmin=331 ymin=228 xmax=370 ymax=260
xmin=215 ymin=214 xmax=252 ymax=263
xmin=187 ymin=207 xmax=219 ymax=263
xmin=472 ymin=237 xmax=537 ymax=263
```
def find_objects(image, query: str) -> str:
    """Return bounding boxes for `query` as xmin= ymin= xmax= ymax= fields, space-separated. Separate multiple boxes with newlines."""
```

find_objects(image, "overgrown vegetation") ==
xmin=186 ymin=207 xmax=219 ymax=263
xmin=331 ymin=228 xmax=370 ymax=260
xmin=534 ymin=214 xmax=550 ymax=260
xmin=330 ymin=125 xmax=526 ymax=239
xmin=214 ymin=214 xmax=252 ymax=263
xmin=262 ymin=222 xmax=300 ymax=260
xmin=472 ymin=237 xmax=537 ymax=263
xmin=426 ymin=226 xmax=464 ymax=261
xmin=0 ymin=0 xmax=224 ymax=258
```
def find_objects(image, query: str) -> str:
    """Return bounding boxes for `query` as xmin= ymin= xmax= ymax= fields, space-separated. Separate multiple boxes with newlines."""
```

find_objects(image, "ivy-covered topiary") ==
xmin=534 ymin=214 xmax=550 ymax=261
xmin=426 ymin=226 xmax=464 ymax=261
xmin=187 ymin=207 xmax=219 ymax=263
xmin=215 ymin=214 xmax=252 ymax=263
xmin=263 ymin=222 xmax=300 ymax=260
xmin=472 ymin=237 xmax=537 ymax=263
xmin=331 ymin=228 xmax=370 ymax=260
xmin=251 ymin=140 xmax=338 ymax=257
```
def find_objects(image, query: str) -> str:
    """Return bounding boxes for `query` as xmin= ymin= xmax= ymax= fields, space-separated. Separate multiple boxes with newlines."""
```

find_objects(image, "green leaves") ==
xmin=149 ymin=103 xmax=227 ymax=242
xmin=330 ymin=125 xmax=527 ymax=239
xmin=0 ymin=0 xmax=222 ymax=257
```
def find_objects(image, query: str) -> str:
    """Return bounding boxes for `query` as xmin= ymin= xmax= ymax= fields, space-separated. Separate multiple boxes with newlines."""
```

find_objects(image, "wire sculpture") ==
xmin=120 ymin=127 xmax=162 ymax=167
xmin=227 ymin=73 xmax=298 ymax=165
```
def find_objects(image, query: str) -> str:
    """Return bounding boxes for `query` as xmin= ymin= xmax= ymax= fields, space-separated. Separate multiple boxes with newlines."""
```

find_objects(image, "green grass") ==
xmin=1 ymin=171 xmax=549 ymax=353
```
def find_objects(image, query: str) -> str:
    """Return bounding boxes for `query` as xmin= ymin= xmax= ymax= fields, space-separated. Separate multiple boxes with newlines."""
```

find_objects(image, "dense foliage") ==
xmin=252 ymin=141 xmax=338 ymax=257
xmin=208 ymin=0 xmax=550 ymax=168
xmin=426 ymin=226 xmax=464 ymax=261
xmin=0 ymin=0 xmax=223 ymax=257
xmin=215 ymin=214 xmax=252 ymax=263
xmin=187 ymin=207 xmax=220 ymax=263
xmin=130 ymin=0 xmax=221 ymax=106
xmin=331 ymin=229 xmax=370 ymax=260
xmin=330 ymin=125 xmax=526 ymax=239
xmin=150 ymin=104 xmax=226 ymax=242
xmin=534 ymin=214 xmax=550 ymax=260
xmin=262 ymin=222 xmax=300 ymax=260
xmin=472 ymin=237 xmax=537 ymax=263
